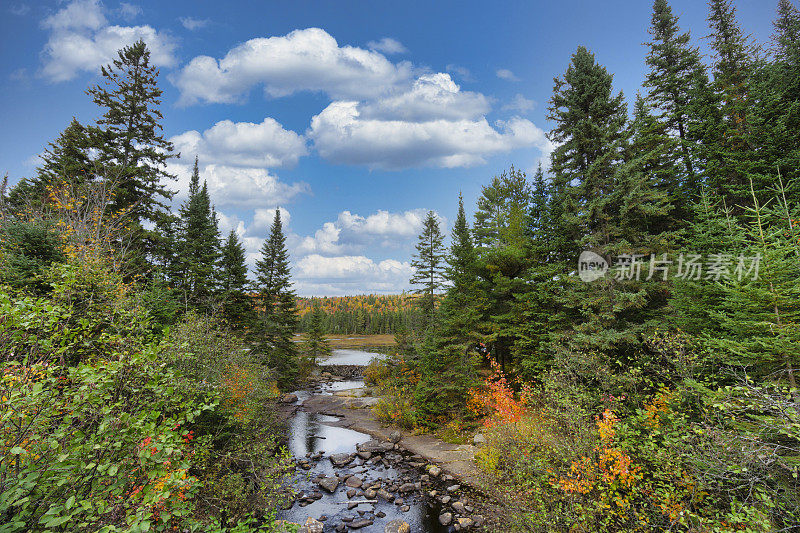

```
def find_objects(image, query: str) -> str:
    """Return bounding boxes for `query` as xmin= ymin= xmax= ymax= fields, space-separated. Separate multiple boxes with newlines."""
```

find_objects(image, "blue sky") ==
xmin=0 ymin=0 xmax=780 ymax=295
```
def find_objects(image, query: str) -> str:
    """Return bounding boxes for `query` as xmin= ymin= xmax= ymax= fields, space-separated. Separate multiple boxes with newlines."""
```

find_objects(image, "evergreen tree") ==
xmin=473 ymin=166 xmax=532 ymax=248
xmin=176 ymin=158 xmax=219 ymax=311
xmin=303 ymin=305 xmax=331 ymax=366
xmin=252 ymin=209 xmax=299 ymax=385
xmin=409 ymin=210 xmax=446 ymax=327
xmin=87 ymin=40 xmax=177 ymax=267
xmin=219 ymin=229 xmax=253 ymax=328
xmin=644 ymin=0 xmax=708 ymax=197
xmin=36 ymin=118 xmax=94 ymax=192
xmin=774 ymin=0 xmax=800 ymax=62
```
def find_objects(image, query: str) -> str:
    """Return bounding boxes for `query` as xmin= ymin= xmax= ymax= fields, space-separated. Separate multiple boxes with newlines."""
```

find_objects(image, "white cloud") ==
xmin=446 ymin=64 xmax=474 ymax=82
xmin=118 ymin=3 xmax=142 ymax=20
xmin=308 ymin=101 xmax=550 ymax=170
xmin=40 ymin=0 xmax=176 ymax=82
xmin=170 ymin=118 xmax=308 ymax=168
xmin=251 ymin=207 xmax=291 ymax=235
xmin=180 ymin=16 xmax=208 ymax=31
xmin=366 ymin=37 xmax=407 ymax=55
xmin=496 ymin=68 xmax=520 ymax=81
xmin=294 ymin=254 xmax=414 ymax=295
xmin=296 ymin=209 xmax=431 ymax=256
xmin=359 ymin=73 xmax=489 ymax=122
xmin=173 ymin=27 xmax=413 ymax=105
xmin=166 ymin=162 xmax=309 ymax=208
xmin=503 ymin=93 xmax=535 ymax=113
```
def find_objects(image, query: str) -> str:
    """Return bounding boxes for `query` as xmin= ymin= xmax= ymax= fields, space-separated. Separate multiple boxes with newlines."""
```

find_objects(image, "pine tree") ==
xmin=86 ymin=39 xmax=177 ymax=267
xmin=774 ymin=0 xmax=800 ymax=62
xmin=252 ymin=209 xmax=299 ymax=385
xmin=644 ymin=0 xmax=708 ymax=198
xmin=409 ymin=210 xmax=446 ymax=327
xmin=473 ymin=166 xmax=532 ymax=249
xmin=176 ymin=158 xmax=220 ymax=312
xmin=219 ymin=229 xmax=253 ymax=328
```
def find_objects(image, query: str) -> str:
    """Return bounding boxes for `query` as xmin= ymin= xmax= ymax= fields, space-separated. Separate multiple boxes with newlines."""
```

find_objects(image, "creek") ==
xmin=277 ymin=349 xmax=451 ymax=533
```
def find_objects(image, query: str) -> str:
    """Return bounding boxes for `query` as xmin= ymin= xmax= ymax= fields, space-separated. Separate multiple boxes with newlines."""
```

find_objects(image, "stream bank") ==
xmin=275 ymin=349 xmax=492 ymax=533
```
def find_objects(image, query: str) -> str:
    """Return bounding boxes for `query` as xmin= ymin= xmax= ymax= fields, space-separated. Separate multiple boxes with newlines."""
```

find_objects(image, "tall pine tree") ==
xmin=219 ymin=229 xmax=253 ymax=328
xmin=409 ymin=210 xmax=446 ymax=328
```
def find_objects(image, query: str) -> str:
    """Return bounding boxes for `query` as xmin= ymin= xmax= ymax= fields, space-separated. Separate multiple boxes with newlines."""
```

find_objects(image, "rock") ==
xmin=428 ymin=490 xmax=438 ymax=497
xmin=330 ymin=453 xmax=353 ymax=466
xmin=335 ymin=526 xmax=346 ymax=533
xmin=281 ymin=392 xmax=298 ymax=403
xmin=420 ymin=474 xmax=430 ymax=483
xmin=364 ymin=489 xmax=377 ymax=499
xmin=400 ymin=505 xmax=410 ymax=512
xmin=388 ymin=430 xmax=402 ymax=443
xmin=472 ymin=433 xmax=486 ymax=447
xmin=345 ymin=476 xmax=363 ymax=488
xmin=359 ymin=440 xmax=394 ymax=453
xmin=318 ymin=515 xmax=328 ymax=522
xmin=446 ymin=484 xmax=461 ymax=493
xmin=347 ymin=502 xmax=358 ymax=510
xmin=347 ymin=518 xmax=374 ymax=529
xmin=441 ymin=495 xmax=451 ymax=504
xmin=452 ymin=501 xmax=466 ymax=514
xmin=309 ymin=491 xmax=323 ymax=500
xmin=357 ymin=451 xmax=372 ymax=460
xmin=318 ymin=476 xmax=339 ymax=493
xmin=443 ymin=474 xmax=455 ymax=482
xmin=375 ymin=511 xmax=386 ymax=518
xmin=346 ymin=489 xmax=357 ymax=498
xmin=439 ymin=512 xmax=453 ymax=526
xmin=298 ymin=517 xmax=323 ymax=533
xmin=377 ymin=489 xmax=394 ymax=502
xmin=457 ymin=517 xmax=474 ymax=529
xmin=398 ymin=482 xmax=415 ymax=493
xmin=465 ymin=505 xmax=474 ymax=513
xmin=384 ymin=519 xmax=410 ymax=533
xmin=473 ymin=515 xmax=485 ymax=527
xmin=426 ymin=465 xmax=442 ymax=477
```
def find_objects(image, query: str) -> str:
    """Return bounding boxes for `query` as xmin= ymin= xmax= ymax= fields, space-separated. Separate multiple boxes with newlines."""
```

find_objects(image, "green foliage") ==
xmin=0 ymin=220 xmax=66 ymax=293
xmin=409 ymin=210 xmax=446 ymax=326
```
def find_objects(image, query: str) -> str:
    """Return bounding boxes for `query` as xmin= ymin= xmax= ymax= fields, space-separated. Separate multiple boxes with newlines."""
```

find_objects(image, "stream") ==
xmin=277 ymin=349 xmax=451 ymax=533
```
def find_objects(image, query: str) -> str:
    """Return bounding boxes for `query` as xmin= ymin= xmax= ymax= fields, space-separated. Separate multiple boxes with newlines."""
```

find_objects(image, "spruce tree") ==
xmin=87 ymin=39 xmax=177 ymax=266
xmin=219 ymin=229 xmax=253 ymax=328
xmin=36 ymin=118 xmax=94 ymax=192
xmin=473 ymin=166 xmax=532 ymax=249
xmin=644 ymin=0 xmax=708 ymax=198
xmin=252 ymin=209 xmax=299 ymax=385
xmin=303 ymin=306 xmax=331 ymax=366
xmin=177 ymin=158 xmax=220 ymax=311
xmin=409 ymin=210 xmax=446 ymax=327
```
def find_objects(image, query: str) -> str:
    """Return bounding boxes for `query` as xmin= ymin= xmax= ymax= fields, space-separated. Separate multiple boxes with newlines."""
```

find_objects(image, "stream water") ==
xmin=278 ymin=349 xmax=448 ymax=532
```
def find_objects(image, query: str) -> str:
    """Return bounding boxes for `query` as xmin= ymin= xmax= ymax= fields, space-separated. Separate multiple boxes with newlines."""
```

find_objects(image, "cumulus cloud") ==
xmin=296 ymin=209 xmax=431 ymax=256
xmin=170 ymin=118 xmax=308 ymax=168
xmin=40 ymin=0 xmax=176 ymax=82
xmin=445 ymin=64 xmax=474 ymax=82
xmin=502 ymin=93 xmax=535 ymax=113
xmin=118 ymin=3 xmax=142 ymax=20
xmin=359 ymin=73 xmax=489 ymax=122
xmin=180 ymin=16 xmax=208 ymax=31
xmin=366 ymin=37 xmax=407 ymax=55
xmin=166 ymin=162 xmax=308 ymax=208
xmin=294 ymin=255 xmax=414 ymax=296
xmin=308 ymin=101 xmax=551 ymax=170
xmin=496 ymin=68 xmax=519 ymax=81
xmin=173 ymin=27 xmax=413 ymax=105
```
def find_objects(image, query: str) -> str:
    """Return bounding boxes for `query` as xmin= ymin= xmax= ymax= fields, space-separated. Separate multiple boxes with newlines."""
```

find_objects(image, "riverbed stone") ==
xmin=364 ymin=488 xmax=377 ymax=499
xmin=298 ymin=517 xmax=323 ymax=533
xmin=398 ymin=482 xmax=415 ymax=493
xmin=346 ymin=488 xmax=357 ymax=498
xmin=357 ymin=450 xmax=372 ymax=460
xmin=457 ymin=517 xmax=474 ymax=529
xmin=439 ymin=512 xmax=453 ymax=526
xmin=446 ymin=484 xmax=461 ymax=493
xmin=426 ymin=465 xmax=441 ymax=477
xmin=388 ymin=430 xmax=402 ymax=443
xmin=347 ymin=518 xmax=373 ymax=529
xmin=281 ymin=392 xmax=298 ymax=403
xmin=376 ymin=489 xmax=394 ymax=502
xmin=452 ymin=501 xmax=466 ymax=514
xmin=318 ymin=476 xmax=339 ymax=493
xmin=330 ymin=453 xmax=353 ymax=466
xmin=345 ymin=476 xmax=363 ymax=488
xmin=384 ymin=520 xmax=410 ymax=533
xmin=473 ymin=515 xmax=485 ymax=526
xmin=440 ymin=495 xmax=451 ymax=504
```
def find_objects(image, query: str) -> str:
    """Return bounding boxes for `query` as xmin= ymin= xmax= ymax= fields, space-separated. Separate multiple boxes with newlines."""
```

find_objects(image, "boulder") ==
xmin=318 ymin=476 xmax=339 ymax=493
xmin=388 ymin=430 xmax=402 ymax=443
xmin=398 ymin=482 xmax=415 ymax=493
xmin=298 ymin=517 xmax=323 ymax=533
xmin=452 ymin=501 xmax=466 ymax=514
xmin=446 ymin=484 xmax=461 ymax=493
xmin=473 ymin=433 xmax=486 ymax=447
xmin=426 ymin=465 xmax=442 ymax=477
xmin=439 ymin=512 xmax=453 ymax=526
xmin=330 ymin=453 xmax=353 ymax=467
xmin=281 ymin=393 xmax=298 ymax=403
xmin=347 ymin=518 xmax=374 ymax=529
xmin=377 ymin=488 xmax=394 ymax=502
xmin=384 ymin=519 xmax=410 ymax=533
xmin=457 ymin=517 xmax=474 ymax=529
xmin=345 ymin=476 xmax=363 ymax=488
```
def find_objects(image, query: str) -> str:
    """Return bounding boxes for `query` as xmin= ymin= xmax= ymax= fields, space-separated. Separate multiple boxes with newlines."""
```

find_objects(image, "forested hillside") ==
xmin=296 ymin=295 xmax=417 ymax=334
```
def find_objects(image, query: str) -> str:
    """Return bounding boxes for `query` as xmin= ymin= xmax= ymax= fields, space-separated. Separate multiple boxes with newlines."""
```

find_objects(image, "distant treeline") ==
xmin=296 ymin=294 xmax=419 ymax=334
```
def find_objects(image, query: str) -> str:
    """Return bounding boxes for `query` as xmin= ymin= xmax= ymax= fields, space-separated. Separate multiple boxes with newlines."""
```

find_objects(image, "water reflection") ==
xmin=318 ymin=349 xmax=386 ymax=366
